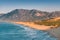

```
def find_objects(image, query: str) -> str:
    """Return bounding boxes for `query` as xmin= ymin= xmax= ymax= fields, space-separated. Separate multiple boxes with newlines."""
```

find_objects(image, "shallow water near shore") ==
xmin=0 ymin=22 xmax=57 ymax=40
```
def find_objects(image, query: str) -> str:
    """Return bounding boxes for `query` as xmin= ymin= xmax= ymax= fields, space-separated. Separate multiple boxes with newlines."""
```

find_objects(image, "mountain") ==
xmin=48 ymin=11 xmax=60 ymax=18
xmin=0 ymin=9 xmax=60 ymax=22
xmin=0 ymin=9 xmax=50 ymax=21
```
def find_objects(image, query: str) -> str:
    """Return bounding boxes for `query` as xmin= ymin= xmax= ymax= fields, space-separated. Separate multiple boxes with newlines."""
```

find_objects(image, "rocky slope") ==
xmin=0 ymin=9 xmax=51 ymax=21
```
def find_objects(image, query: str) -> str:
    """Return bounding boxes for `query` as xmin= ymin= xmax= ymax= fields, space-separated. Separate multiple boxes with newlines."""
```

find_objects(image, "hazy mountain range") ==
xmin=0 ymin=9 xmax=60 ymax=21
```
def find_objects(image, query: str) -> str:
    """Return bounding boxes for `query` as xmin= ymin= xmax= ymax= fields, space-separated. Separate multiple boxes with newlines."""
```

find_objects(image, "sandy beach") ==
xmin=12 ymin=22 xmax=57 ymax=30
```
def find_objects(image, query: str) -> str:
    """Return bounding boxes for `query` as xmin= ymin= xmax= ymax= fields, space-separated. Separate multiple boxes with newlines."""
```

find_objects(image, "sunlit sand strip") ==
xmin=13 ymin=22 xmax=57 ymax=30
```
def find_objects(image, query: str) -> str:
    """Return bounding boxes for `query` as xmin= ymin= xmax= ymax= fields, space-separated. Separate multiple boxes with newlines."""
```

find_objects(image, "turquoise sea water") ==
xmin=0 ymin=22 xmax=57 ymax=40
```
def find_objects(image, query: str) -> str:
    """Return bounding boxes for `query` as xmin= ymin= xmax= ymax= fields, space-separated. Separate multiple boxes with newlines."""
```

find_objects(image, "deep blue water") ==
xmin=0 ymin=22 xmax=57 ymax=40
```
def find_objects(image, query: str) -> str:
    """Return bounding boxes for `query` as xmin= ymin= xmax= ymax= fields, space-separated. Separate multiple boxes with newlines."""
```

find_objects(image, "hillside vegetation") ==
xmin=34 ymin=18 xmax=60 ymax=27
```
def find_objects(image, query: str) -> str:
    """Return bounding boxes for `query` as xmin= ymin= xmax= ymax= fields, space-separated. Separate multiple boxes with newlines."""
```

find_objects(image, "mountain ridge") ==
xmin=0 ymin=9 xmax=60 ymax=22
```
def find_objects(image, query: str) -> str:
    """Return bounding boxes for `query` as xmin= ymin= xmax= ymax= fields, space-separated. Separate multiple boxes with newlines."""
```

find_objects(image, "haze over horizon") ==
xmin=0 ymin=0 xmax=60 ymax=13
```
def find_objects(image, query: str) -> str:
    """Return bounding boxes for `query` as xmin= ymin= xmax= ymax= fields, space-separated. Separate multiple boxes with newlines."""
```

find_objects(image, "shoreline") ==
xmin=0 ymin=21 xmax=59 ymax=40
xmin=13 ymin=22 xmax=60 ymax=40
xmin=12 ymin=22 xmax=57 ymax=30
xmin=0 ymin=20 xmax=58 ymax=30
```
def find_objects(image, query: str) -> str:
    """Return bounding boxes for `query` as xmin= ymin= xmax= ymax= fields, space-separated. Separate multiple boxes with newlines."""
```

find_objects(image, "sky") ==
xmin=0 ymin=0 xmax=60 ymax=13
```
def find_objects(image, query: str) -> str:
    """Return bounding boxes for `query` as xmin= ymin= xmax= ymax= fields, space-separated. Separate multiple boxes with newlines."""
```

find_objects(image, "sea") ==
xmin=0 ymin=22 xmax=57 ymax=40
